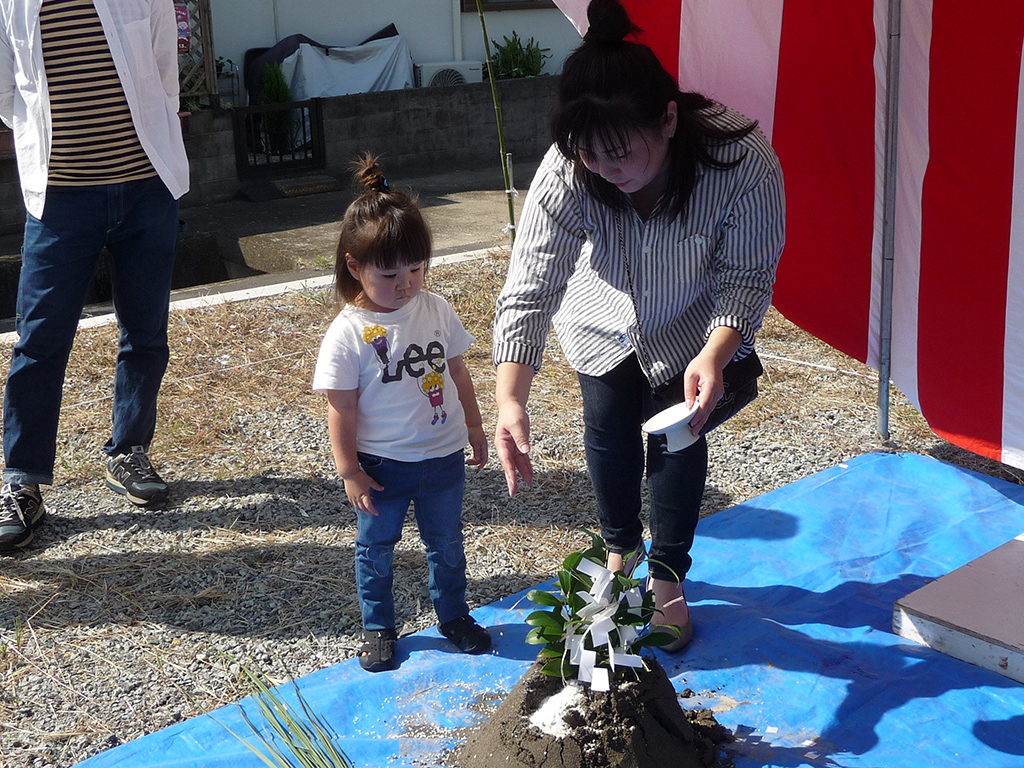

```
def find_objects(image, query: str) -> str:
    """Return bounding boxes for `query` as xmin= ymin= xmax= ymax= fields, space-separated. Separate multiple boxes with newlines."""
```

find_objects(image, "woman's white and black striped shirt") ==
xmin=492 ymin=106 xmax=785 ymax=388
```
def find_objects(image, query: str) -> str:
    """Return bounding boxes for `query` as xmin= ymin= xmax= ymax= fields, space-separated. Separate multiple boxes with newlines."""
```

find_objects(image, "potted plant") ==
xmin=457 ymin=532 xmax=729 ymax=767
xmin=489 ymin=31 xmax=550 ymax=79
xmin=260 ymin=62 xmax=293 ymax=156
xmin=524 ymin=531 xmax=681 ymax=682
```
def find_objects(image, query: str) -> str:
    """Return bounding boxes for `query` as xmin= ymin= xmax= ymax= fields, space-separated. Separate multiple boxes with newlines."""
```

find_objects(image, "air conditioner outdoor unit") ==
xmin=414 ymin=61 xmax=483 ymax=87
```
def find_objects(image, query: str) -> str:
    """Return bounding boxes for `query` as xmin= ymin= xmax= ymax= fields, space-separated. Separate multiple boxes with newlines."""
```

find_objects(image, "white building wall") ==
xmin=458 ymin=7 xmax=579 ymax=72
xmin=208 ymin=0 xmax=579 ymax=87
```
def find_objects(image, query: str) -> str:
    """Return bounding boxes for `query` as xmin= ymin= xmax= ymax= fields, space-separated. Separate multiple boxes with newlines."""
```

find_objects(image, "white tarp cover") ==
xmin=279 ymin=35 xmax=413 ymax=100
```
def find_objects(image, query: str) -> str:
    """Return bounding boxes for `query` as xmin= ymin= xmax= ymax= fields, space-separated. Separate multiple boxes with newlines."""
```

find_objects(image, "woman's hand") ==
xmin=683 ymin=326 xmax=743 ymax=435
xmin=495 ymin=401 xmax=533 ymax=496
xmin=343 ymin=471 xmax=383 ymax=516
xmin=495 ymin=362 xmax=536 ymax=496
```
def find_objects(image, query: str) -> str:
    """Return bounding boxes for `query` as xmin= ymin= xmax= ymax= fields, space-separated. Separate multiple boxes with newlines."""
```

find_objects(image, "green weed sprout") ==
xmin=524 ymin=531 xmax=681 ymax=690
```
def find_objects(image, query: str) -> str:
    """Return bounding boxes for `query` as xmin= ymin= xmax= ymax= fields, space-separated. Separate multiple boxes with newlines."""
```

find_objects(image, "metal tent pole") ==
xmin=877 ymin=0 xmax=903 ymax=441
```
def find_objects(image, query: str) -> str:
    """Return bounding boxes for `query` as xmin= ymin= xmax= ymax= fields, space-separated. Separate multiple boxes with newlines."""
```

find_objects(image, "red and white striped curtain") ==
xmin=555 ymin=0 xmax=1024 ymax=469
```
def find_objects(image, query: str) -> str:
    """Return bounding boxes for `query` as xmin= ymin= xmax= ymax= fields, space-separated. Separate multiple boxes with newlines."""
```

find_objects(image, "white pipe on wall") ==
xmin=452 ymin=0 xmax=463 ymax=59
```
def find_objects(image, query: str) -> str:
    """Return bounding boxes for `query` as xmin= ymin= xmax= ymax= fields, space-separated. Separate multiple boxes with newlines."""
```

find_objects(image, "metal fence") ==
xmin=231 ymin=99 xmax=326 ymax=180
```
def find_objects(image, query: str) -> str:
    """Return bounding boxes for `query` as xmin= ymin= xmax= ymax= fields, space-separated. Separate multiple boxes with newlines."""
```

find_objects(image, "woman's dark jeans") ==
xmin=577 ymin=354 xmax=707 ymax=582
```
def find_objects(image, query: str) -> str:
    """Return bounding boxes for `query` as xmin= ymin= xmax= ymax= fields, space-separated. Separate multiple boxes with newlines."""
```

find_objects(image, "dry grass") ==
xmin=53 ymin=288 xmax=332 ymax=485
xmin=49 ymin=256 xmax=534 ymax=484
xmin=39 ymin=250 xmax=1017 ymax=489
xmin=1 ymin=250 xmax=1022 ymax=766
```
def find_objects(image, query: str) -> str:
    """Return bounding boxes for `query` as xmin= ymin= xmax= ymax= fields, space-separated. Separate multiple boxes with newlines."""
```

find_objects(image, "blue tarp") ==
xmin=77 ymin=452 xmax=1024 ymax=767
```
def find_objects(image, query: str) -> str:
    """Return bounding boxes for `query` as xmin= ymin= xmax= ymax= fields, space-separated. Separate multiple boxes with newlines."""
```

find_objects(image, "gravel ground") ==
xmin=1 ymin=254 xmax=1021 ymax=768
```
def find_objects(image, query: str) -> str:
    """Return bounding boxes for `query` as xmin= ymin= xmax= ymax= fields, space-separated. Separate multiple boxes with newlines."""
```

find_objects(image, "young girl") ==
xmin=314 ymin=155 xmax=491 ymax=672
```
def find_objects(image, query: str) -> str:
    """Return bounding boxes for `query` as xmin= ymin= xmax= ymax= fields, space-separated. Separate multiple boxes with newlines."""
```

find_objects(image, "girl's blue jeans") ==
xmin=577 ymin=354 xmax=708 ymax=582
xmin=354 ymin=450 xmax=470 ymax=631
xmin=3 ymin=177 xmax=179 ymax=486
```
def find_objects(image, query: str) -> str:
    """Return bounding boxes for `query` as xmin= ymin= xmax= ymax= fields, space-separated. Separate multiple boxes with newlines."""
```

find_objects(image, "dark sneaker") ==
xmin=105 ymin=446 xmax=168 ymax=506
xmin=438 ymin=615 xmax=492 ymax=655
xmin=358 ymin=628 xmax=398 ymax=673
xmin=0 ymin=483 xmax=45 ymax=553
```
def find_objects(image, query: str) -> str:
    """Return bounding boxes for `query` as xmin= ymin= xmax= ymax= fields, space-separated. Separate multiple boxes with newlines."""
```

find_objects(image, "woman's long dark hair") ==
xmin=334 ymin=153 xmax=431 ymax=306
xmin=552 ymin=0 xmax=757 ymax=218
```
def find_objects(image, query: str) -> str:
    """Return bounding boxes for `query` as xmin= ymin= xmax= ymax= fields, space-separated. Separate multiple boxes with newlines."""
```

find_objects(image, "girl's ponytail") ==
xmin=352 ymin=152 xmax=390 ymax=195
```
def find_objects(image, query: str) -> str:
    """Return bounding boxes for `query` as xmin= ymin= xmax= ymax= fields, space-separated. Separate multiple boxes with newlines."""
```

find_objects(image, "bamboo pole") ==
xmin=473 ymin=0 xmax=517 ymax=247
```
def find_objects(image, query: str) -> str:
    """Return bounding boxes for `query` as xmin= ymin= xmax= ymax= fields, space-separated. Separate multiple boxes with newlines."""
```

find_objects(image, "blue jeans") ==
xmin=578 ymin=354 xmax=708 ymax=582
xmin=3 ymin=177 xmax=179 ymax=486
xmin=354 ymin=450 xmax=470 ymax=631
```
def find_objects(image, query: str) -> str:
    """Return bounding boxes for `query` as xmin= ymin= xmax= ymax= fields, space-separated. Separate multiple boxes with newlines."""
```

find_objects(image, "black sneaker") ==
xmin=0 ymin=483 xmax=45 ymax=553
xmin=105 ymin=446 xmax=169 ymax=506
xmin=438 ymin=615 xmax=492 ymax=655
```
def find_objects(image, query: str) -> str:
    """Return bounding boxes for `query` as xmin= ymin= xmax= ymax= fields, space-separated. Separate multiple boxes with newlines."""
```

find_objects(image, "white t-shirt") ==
xmin=313 ymin=291 xmax=474 ymax=462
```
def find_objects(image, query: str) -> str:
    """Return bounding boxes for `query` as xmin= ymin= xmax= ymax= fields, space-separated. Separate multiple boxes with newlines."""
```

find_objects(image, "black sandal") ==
xmin=438 ymin=615 xmax=492 ymax=655
xmin=359 ymin=628 xmax=397 ymax=672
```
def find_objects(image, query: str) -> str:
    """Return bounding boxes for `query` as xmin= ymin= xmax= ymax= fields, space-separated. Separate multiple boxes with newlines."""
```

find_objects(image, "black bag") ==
xmin=652 ymin=350 xmax=763 ymax=435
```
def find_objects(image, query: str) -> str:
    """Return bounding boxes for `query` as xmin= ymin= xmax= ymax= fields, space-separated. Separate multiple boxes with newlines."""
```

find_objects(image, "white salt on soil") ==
xmin=527 ymin=680 xmax=585 ymax=738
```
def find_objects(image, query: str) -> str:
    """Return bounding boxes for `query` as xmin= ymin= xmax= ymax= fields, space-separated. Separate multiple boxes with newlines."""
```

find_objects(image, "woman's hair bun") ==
xmin=583 ymin=0 xmax=639 ymax=44
xmin=352 ymin=152 xmax=389 ymax=194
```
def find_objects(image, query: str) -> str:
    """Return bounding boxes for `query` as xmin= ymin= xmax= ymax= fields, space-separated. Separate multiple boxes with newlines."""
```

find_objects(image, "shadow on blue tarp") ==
xmin=77 ymin=453 xmax=1024 ymax=768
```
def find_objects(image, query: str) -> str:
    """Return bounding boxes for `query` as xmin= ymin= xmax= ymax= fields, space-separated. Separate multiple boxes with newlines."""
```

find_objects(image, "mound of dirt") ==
xmin=455 ymin=659 xmax=731 ymax=768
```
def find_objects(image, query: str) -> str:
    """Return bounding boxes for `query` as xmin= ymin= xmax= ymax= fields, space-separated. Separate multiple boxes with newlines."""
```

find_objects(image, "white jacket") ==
xmin=0 ymin=0 xmax=189 ymax=217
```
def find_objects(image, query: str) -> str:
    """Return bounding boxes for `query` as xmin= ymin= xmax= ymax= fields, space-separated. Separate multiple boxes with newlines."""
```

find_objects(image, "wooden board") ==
xmin=271 ymin=174 xmax=342 ymax=198
xmin=893 ymin=534 xmax=1024 ymax=684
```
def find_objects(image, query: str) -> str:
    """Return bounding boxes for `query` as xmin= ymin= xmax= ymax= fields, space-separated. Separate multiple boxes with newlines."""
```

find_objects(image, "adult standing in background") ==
xmin=492 ymin=0 xmax=784 ymax=649
xmin=0 ymin=0 xmax=189 ymax=553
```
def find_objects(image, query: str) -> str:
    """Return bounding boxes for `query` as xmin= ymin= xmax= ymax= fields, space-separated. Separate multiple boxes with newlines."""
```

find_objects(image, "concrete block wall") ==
xmin=321 ymin=77 xmax=558 ymax=178
xmin=0 ymin=117 xmax=246 ymax=235
xmin=180 ymin=109 xmax=239 ymax=207
xmin=0 ymin=75 xmax=559 ymax=237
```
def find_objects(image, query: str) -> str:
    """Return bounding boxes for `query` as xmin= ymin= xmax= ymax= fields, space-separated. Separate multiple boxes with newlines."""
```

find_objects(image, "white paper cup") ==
xmin=642 ymin=401 xmax=701 ymax=452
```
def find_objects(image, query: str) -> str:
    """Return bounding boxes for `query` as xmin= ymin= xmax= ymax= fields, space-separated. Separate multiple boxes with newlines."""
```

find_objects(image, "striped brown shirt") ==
xmin=40 ymin=0 xmax=157 ymax=185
